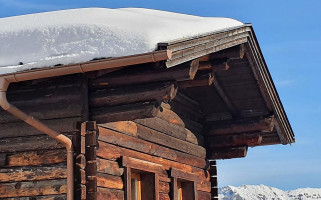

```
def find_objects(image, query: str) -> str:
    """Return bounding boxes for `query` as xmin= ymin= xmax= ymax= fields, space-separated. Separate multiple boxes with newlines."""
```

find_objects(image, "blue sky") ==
xmin=1 ymin=0 xmax=320 ymax=190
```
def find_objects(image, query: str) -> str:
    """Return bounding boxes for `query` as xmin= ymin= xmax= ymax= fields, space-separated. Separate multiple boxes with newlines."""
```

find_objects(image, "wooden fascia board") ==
xmin=245 ymin=27 xmax=295 ymax=144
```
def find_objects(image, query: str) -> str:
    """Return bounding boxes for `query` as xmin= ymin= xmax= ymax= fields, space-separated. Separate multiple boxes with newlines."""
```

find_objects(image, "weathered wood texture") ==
xmin=89 ymin=82 xmax=177 ymax=107
xmin=90 ymin=59 xmax=199 ymax=88
xmin=208 ymin=146 xmax=248 ymax=159
xmin=0 ymin=179 xmax=67 ymax=198
xmin=97 ymin=126 xmax=206 ymax=168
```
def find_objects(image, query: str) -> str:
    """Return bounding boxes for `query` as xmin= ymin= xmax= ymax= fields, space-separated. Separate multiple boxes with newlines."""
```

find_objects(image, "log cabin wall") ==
xmin=87 ymin=60 xmax=212 ymax=200
xmin=0 ymin=74 xmax=88 ymax=200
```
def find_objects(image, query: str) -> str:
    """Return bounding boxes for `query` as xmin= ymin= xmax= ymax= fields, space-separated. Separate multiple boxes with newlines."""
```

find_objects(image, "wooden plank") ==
xmin=210 ymin=44 xmax=245 ymax=60
xmin=6 ymin=149 xmax=66 ymax=167
xmin=90 ymin=60 xmax=199 ymax=88
xmin=122 ymin=156 xmax=167 ymax=176
xmin=96 ymin=173 xmax=123 ymax=190
xmin=0 ymin=101 xmax=82 ymax=124
xmin=208 ymin=146 xmax=248 ymax=159
xmin=89 ymin=82 xmax=177 ymax=107
xmin=97 ymin=158 xmax=124 ymax=176
xmin=136 ymin=124 xmax=206 ymax=158
xmin=6 ymin=85 xmax=81 ymax=108
xmin=90 ymin=102 xmax=162 ymax=123
xmin=3 ymin=194 xmax=67 ymax=200
xmin=97 ymin=126 xmax=206 ymax=168
xmin=206 ymin=116 xmax=275 ymax=135
xmin=170 ymin=168 xmax=199 ymax=181
xmin=0 ymin=135 xmax=67 ymax=153
xmin=134 ymin=117 xmax=187 ymax=141
xmin=97 ymin=187 xmax=124 ymax=200
xmin=208 ymin=134 xmax=263 ymax=148
xmin=198 ymin=61 xmax=229 ymax=72
xmin=0 ymin=179 xmax=67 ymax=198
xmin=0 ymin=117 xmax=80 ymax=138
xmin=97 ymin=142 xmax=208 ymax=180
xmin=169 ymin=100 xmax=205 ymax=123
xmin=0 ymin=164 xmax=66 ymax=182
xmin=178 ymin=72 xmax=214 ymax=88
xmin=98 ymin=121 xmax=137 ymax=137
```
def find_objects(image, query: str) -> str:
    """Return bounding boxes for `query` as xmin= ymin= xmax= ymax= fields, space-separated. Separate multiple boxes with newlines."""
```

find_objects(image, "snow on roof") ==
xmin=0 ymin=8 xmax=243 ymax=75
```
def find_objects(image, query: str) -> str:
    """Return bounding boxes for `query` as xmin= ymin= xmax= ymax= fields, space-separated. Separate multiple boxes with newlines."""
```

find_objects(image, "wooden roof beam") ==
xmin=206 ymin=115 xmax=275 ymax=135
xmin=208 ymin=146 xmax=248 ymax=160
xmin=212 ymin=73 xmax=238 ymax=117
xmin=178 ymin=72 xmax=214 ymax=88
xmin=207 ymin=133 xmax=263 ymax=148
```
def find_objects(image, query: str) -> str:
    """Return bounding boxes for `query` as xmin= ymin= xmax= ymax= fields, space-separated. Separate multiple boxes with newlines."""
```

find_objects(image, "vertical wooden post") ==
xmin=76 ymin=121 xmax=97 ymax=200
xmin=209 ymin=160 xmax=218 ymax=200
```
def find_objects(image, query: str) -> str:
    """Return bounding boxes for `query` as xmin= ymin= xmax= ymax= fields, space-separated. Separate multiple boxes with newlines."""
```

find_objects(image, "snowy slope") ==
xmin=219 ymin=185 xmax=321 ymax=200
xmin=0 ymin=8 xmax=243 ymax=75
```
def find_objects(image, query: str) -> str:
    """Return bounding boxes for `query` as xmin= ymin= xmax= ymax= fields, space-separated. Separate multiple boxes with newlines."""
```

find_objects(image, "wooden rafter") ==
xmin=206 ymin=115 xmax=275 ymax=135
xmin=208 ymin=146 xmax=248 ymax=160
xmin=207 ymin=133 xmax=263 ymax=148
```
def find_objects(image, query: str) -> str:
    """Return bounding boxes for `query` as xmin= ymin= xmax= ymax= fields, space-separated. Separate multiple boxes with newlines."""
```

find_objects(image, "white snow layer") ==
xmin=0 ymin=7 xmax=243 ymax=75
xmin=219 ymin=185 xmax=321 ymax=200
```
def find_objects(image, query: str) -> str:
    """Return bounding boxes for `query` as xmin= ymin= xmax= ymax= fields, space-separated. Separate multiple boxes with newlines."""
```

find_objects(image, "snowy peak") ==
xmin=219 ymin=185 xmax=321 ymax=200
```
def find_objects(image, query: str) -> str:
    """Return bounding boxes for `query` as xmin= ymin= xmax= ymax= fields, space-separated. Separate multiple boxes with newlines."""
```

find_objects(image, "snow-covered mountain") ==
xmin=219 ymin=185 xmax=321 ymax=200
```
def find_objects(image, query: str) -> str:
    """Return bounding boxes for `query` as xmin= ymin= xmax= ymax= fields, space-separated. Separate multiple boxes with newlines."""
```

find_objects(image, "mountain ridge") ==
xmin=219 ymin=184 xmax=321 ymax=200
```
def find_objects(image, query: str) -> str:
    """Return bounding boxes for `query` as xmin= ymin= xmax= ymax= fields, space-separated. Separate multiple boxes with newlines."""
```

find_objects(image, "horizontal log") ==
xmin=122 ymin=156 xmax=167 ymax=176
xmin=98 ymin=121 xmax=137 ymax=137
xmin=136 ymin=124 xmax=206 ymax=158
xmin=97 ymin=126 xmax=206 ymax=168
xmin=198 ymin=191 xmax=211 ymax=200
xmin=97 ymin=158 xmax=124 ymax=176
xmin=159 ymin=181 xmax=170 ymax=193
xmin=198 ymin=61 xmax=229 ymax=72
xmin=206 ymin=116 xmax=275 ymax=135
xmin=90 ymin=60 xmax=199 ymax=88
xmin=207 ymin=134 xmax=263 ymax=148
xmin=134 ymin=117 xmax=187 ymax=141
xmin=181 ymin=117 xmax=204 ymax=136
xmin=178 ymin=73 xmax=214 ymax=88
xmin=0 ymin=164 xmax=66 ymax=182
xmin=7 ymin=86 xmax=82 ymax=108
xmin=89 ymin=82 xmax=177 ymax=107
xmin=135 ymin=117 xmax=202 ymax=145
xmin=0 ymin=117 xmax=80 ymax=138
xmin=96 ymin=173 xmax=123 ymax=190
xmin=90 ymin=101 xmax=162 ymax=123
xmin=6 ymin=149 xmax=66 ymax=167
xmin=0 ymin=179 xmax=67 ymax=198
xmin=3 ymin=194 xmax=67 ymax=200
xmin=155 ymin=107 xmax=185 ymax=127
xmin=197 ymin=181 xmax=211 ymax=192
xmin=97 ymin=142 xmax=209 ymax=181
xmin=0 ymin=153 xmax=5 ymax=167
xmin=97 ymin=187 xmax=124 ymax=200
xmin=0 ymin=134 xmax=69 ymax=153
xmin=0 ymin=102 xmax=82 ymax=124
xmin=208 ymin=146 xmax=248 ymax=159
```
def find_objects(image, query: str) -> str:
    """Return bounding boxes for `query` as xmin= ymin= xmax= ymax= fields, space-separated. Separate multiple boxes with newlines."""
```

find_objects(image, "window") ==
xmin=171 ymin=168 xmax=198 ymax=200
xmin=131 ymin=172 xmax=141 ymax=200
xmin=122 ymin=156 xmax=160 ymax=200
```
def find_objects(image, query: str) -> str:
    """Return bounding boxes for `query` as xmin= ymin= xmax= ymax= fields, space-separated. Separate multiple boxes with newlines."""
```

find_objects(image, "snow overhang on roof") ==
xmin=0 ymin=7 xmax=242 ymax=75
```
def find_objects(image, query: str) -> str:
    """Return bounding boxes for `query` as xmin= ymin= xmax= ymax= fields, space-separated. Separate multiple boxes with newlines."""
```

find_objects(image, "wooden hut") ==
xmin=0 ymin=24 xmax=294 ymax=200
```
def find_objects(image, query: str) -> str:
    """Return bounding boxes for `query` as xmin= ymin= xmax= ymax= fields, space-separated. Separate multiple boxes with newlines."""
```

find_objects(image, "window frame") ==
xmin=170 ymin=168 xmax=198 ymax=200
xmin=122 ymin=156 xmax=161 ymax=200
